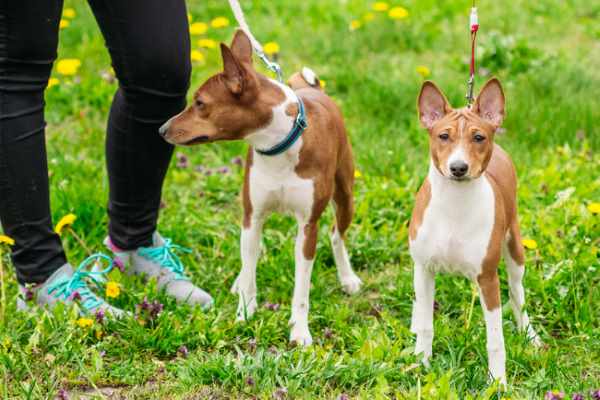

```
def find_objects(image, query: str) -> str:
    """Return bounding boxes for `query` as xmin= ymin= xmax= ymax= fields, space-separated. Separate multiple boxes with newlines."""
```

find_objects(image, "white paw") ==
xmin=340 ymin=274 xmax=362 ymax=295
xmin=230 ymin=276 xmax=240 ymax=294
xmin=529 ymin=329 xmax=543 ymax=348
xmin=289 ymin=325 xmax=313 ymax=346
xmin=235 ymin=299 xmax=257 ymax=322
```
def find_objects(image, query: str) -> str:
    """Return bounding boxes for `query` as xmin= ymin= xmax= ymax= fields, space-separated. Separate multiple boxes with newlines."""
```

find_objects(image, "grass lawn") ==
xmin=1 ymin=0 xmax=599 ymax=398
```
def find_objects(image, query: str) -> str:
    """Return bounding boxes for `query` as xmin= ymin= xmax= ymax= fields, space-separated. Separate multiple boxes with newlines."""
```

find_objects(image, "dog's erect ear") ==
xmin=230 ymin=29 xmax=253 ymax=65
xmin=221 ymin=43 xmax=244 ymax=94
xmin=473 ymin=78 xmax=505 ymax=128
xmin=418 ymin=81 xmax=451 ymax=130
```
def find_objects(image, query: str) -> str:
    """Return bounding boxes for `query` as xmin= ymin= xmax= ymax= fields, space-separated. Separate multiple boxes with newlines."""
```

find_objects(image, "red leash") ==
xmin=466 ymin=6 xmax=479 ymax=106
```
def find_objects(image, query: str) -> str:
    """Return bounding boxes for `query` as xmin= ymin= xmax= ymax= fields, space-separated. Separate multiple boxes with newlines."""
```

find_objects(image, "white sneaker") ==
xmin=17 ymin=255 xmax=127 ymax=318
xmin=104 ymin=233 xmax=213 ymax=309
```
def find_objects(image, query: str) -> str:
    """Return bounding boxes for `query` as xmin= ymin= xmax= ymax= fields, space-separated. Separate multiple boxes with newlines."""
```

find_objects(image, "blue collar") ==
xmin=255 ymin=97 xmax=308 ymax=156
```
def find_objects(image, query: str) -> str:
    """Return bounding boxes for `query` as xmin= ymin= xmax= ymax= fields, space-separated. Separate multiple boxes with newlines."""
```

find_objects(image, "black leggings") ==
xmin=0 ymin=0 xmax=190 ymax=284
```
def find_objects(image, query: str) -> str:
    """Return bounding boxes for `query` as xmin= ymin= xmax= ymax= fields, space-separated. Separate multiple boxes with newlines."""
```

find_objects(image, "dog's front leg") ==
xmin=411 ymin=263 xmax=435 ymax=366
xmin=289 ymin=222 xmax=317 ymax=346
xmin=233 ymin=218 xmax=264 ymax=322
xmin=478 ymin=274 xmax=507 ymax=386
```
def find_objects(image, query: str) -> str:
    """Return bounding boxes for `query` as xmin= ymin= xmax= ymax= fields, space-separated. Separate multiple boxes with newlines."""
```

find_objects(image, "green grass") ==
xmin=1 ymin=0 xmax=599 ymax=398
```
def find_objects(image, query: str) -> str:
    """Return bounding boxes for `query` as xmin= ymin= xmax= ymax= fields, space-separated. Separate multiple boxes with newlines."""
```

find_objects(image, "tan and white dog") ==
xmin=409 ymin=79 xmax=540 ymax=384
xmin=159 ymin=30 xmax=362 ymax=345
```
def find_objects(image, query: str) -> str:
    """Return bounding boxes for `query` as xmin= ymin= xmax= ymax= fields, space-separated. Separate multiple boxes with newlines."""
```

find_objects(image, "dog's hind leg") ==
xmin=330 ymin=159 xmax=362 ymax=294
xmin=503 ymin=224 xmax=541 ymax=346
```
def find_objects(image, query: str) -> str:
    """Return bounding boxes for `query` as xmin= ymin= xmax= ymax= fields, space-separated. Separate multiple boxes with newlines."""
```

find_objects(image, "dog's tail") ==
xmin=287 ymin=67 xmax=324 ymax=91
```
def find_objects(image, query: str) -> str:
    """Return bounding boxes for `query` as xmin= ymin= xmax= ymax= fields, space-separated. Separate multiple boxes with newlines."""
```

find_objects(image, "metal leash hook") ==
xmin=466 ymin=6 xmax=479 ymax=106
xmin=228 ymin=0 xmax=284 ymax=83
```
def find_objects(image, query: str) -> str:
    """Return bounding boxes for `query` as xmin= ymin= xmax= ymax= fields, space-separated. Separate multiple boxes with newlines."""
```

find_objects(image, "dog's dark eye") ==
xmin=195 ymin=99 xmax=204 ymax=108
xmin=438 ymin=132 xmax=450 ymax=141
xmin=473 ymin=133 xmax=486 ymax=142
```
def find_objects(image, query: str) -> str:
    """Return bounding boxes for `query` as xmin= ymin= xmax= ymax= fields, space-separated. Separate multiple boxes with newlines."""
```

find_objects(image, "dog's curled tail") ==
xmin=288 ymin=67 xmax=324 ymax=91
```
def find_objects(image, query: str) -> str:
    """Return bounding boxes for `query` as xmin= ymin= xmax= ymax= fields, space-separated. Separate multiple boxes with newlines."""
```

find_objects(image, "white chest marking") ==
xmin=245 ymin=80 xmax=314 ymax=222
xmin=410 ymin=163 xmax=496 ymax=280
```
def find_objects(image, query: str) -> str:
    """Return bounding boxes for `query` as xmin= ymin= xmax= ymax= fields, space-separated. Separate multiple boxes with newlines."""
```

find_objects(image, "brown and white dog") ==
xmin=159 ymin=30 xmax=362 ymax=345
xmin=409 ymin=79 xmax=540 ymax=383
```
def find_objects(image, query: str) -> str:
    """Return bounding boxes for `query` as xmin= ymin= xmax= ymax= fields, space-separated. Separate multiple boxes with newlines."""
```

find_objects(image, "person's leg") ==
xmin=87 ymin=0 xmax=191 ymax=250
xmin=0 ymin=0 xmax=68 ymax=285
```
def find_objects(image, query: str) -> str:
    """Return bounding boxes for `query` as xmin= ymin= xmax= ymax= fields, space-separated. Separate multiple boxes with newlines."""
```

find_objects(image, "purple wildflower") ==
xmin=178 ymin=345 xmax=189 ymax=358
xmin=140 ymin=297 xmax=150 ymax=311
xmin=545 ymin=391 xmax=565 ymax=400
xmin=571 ymin=394 xmax=584 ymax=400
xmin=273 ymin=387 xmax=288 ymax=400
xmin=149 ymin=300 xmax=164 ymax=319
xmin=245 ymin=376 xmax=255 ymax=386
xmin=433 ymin=300 xmax=440 ymax=312
xmin=323 ymin=327 xmax=334 ymax=339
xmin=264 ymin=302 xmax=280 ymax=311
xmin=204 ymin=169 xmax=213 ymax=176
xmin=217 ymin=166 xmax=230 ymax=174
xmin=113 ymin=257 xmax=125 ymax=273
xmin=231 ymin=156 xmax=243 ymax=166
xmin=337 ymin=395 xmax=350 ymax=400
xmin=176 ymin=152 xmax=189 ymax=168
xmin=247 ymin=338 xmax=257 ymax=352
xmin=95 ymin=309 xmax=105 ymax=324
xmin=57 ymin=389 xmax=69 ymax=400
xmin=24 ymin=286 xmax=35 ymax=301
xmin=591 ymin=390 xmax=600 ymax=400
xmin=99 ymin=350 xmax=106 ymax=358
xmin=194 ymin=165 xmax=205 ymax=173
xmin=70 ymin=291 xmax=81 ymax=301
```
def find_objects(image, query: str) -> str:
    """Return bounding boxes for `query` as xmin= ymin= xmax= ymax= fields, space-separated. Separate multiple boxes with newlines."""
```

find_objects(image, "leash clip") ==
xmin=257 ymin=52 xmax=284 ymax=83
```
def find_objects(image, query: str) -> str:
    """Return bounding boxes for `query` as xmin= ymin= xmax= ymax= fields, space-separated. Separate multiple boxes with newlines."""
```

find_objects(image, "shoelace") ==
xmin=138 ymin=238 xmax=191 ymax=281
xmin=46 ymin=253 xmax=114 ymax=312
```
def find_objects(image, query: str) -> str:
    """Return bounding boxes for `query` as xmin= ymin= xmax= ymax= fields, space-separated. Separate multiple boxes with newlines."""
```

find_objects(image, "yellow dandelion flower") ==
xmin=320 ymin=79 xmax=327 ymax=88
xmin=77 ymin=317 xmax=93 ymax=329
xmin=0 ymin=235 xmax=15 ymax=246
xmin=210 ymin=16 xmax=229 ymax=29
xmin=105 ymin=281 xmax=121 ymax=298
xmin=54 ymin=213 xmax=76 ymax=235
xmin=59 ymin=19 xmax=70 ymax=29
xmin=56 ymin=59 xmax=81 ymax=76
xmin=189 ymin=22 xmax=208 ymax=35
xmin=388 ymin=6 xmax=409 ymax=20
xmin=187 ymin=13 xmax=192 ymax=23
xmin=47 ymin=78 xmax=60 ymax=88
xmin=2 ymin=337 xmax=12 ymax=349
xmin=587 ymin=202 xmax=600 ymax=214
xmin=263 ymin=42 xmax=280 ymax=56
xmin=350 ymin=20 xmax=362 ymax=31
xmin=191 ymin=50 xmax=205 ymax=62
xmin=95 ymin=330 xmax=104 ymax=340
xmin=373 ymin=2 xmax=390 ymax=12
xmin=197 ymin=38 xmax=217 ymax=49
xmin=63 ymin=8 xmax=76 ymax=19
xmin=354 ymin=170 xmax=362 ymax=178
xmin=363 ymin=12 xmax=375 ymax=22
xmin=522 ymin=238 xmax=538 ymax=250
xmin=416 ymin=65 xmax=431 ymax=78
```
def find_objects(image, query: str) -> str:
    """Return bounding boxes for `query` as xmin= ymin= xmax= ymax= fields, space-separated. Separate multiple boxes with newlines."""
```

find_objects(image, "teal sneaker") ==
xmin=17 ymin=254 xmax=127 ymax=318
xmin=105 ymin=233 xmax=213 ymax=309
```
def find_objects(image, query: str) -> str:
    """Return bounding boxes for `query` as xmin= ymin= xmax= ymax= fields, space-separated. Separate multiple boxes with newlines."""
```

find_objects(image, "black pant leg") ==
xmin=87 ymin=0 xmax=191 ymax=250
xmin=0 ymin=0 xmax=67 ymax=284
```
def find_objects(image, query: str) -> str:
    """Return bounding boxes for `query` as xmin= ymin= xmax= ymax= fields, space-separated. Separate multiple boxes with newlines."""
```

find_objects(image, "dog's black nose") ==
xmin=450 ymin=161 xmax=469 ymax=178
